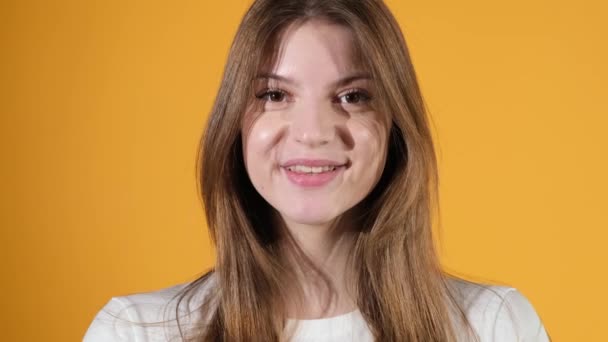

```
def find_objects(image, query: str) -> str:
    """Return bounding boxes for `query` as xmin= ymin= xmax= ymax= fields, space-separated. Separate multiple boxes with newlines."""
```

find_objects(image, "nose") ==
xmin=290 ymin=100 xmax=337 ymax=147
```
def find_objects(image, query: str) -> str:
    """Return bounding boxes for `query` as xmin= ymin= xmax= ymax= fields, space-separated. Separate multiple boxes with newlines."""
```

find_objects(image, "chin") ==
xmin=280 ymin=208 xmax=341 ymax=227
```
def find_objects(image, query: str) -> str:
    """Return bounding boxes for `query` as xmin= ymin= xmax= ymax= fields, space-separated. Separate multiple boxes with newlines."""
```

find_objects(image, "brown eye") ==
xmin=256 ymin=89 xmax=286 ymax=102
xmin=344 ymin=92 xmax=361 ymax=103
xmin=337 ymin=89 xmax=371 ymax=104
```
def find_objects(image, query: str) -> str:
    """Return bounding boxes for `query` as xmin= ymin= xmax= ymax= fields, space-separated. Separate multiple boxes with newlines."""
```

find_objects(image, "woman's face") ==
xmin=241 ymin=19 xmax=390 ymax=228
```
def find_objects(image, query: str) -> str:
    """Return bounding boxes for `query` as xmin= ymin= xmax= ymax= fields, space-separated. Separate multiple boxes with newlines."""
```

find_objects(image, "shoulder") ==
xmin=446 ymin=277 xmax=550 ymax=342
xmin=83 ymin=275 xmax=216 ymax=342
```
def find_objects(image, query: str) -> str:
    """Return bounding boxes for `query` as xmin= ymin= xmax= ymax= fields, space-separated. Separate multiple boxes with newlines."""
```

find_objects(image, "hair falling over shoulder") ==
xmin=172 ymin=0 xmax=481 ymax=341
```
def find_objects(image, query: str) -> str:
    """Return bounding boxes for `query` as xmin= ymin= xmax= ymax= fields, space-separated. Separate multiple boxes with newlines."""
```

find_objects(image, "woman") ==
xmin=84 ymin=0 xmax=550 ymax=341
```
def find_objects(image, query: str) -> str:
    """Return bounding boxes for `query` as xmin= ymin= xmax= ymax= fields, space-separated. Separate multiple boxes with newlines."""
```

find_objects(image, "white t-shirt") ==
xmin=83 ymin=276 xmax=550 ymax=341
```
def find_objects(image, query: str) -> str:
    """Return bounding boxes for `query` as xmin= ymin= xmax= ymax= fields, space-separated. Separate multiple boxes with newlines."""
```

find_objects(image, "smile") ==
xmin=282 ymin=165 xmax=346 ymax=187
xmin=285 ymin=165 xmax=338 ymax=173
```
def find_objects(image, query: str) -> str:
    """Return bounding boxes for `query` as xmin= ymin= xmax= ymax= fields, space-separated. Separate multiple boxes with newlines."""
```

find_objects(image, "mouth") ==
xmin=280 ymin=158 xmax=351 ymax=170
xmin=283 ymin=164 xmax=342 ymax=173
xmin=281 ymin=161 xmax=350 ymax=188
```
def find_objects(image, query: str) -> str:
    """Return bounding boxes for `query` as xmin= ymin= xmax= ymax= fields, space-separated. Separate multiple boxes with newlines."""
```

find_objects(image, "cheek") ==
xmin=351 ymin=119 xmax=389 ymax=172
xmin=241 ymin=115 xmax=282 ymax=179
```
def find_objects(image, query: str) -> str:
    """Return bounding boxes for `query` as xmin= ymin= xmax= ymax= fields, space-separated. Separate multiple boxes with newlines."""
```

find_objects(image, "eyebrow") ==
xmin=254 ymin=72 xmax=372 ymax=89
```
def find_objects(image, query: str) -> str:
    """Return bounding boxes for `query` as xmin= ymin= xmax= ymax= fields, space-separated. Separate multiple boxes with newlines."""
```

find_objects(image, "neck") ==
xmin=276 ymin=212 xmax=359 ymax=319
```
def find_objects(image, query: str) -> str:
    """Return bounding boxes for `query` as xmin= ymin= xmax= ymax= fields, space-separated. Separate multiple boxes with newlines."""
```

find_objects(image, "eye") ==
xmin=255 ymin=88 xmax=287 ymax=102
xmin=336 ymin=89 xmax=371 ymax=105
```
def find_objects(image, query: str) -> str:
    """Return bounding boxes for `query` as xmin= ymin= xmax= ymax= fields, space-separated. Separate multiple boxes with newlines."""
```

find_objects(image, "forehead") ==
xmin=261 ymin=19 xmax=365 ymax=84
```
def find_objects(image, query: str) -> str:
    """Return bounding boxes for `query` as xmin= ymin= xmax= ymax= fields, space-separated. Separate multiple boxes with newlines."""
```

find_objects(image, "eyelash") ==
xmin=255 ymin=88 xmax=372 ymax=104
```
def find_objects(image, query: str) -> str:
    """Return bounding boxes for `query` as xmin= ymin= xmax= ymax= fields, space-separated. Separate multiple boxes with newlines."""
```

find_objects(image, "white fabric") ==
xmin=83 ymin=276 xmax=550 ymax=341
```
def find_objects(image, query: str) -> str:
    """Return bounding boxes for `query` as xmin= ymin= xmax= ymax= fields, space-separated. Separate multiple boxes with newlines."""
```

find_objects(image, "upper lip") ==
xmin=281 ymin=158 xmax=347 ymax=167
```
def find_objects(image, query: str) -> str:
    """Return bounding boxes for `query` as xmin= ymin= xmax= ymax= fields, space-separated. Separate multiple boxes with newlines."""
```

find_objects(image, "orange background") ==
xmin=2 ymin=0 xmax=606 ymax=340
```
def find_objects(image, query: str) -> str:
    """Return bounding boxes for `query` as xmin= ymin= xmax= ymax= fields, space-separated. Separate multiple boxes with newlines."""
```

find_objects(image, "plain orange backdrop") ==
xmin=2 ymin=0 xmax=607 ymax=340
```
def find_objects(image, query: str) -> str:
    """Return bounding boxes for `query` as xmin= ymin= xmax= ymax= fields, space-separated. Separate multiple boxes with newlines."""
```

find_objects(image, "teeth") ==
xmin=286 ymin=165 xmax=337 ymax=173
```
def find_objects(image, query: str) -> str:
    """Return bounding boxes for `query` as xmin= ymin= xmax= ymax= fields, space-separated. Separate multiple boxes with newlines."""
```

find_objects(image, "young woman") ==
xmin=84 ymin=0 xmax=550 ymax=341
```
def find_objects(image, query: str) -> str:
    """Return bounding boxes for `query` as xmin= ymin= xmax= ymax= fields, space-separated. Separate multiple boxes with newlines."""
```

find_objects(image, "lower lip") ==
xmin=283 ymin=166 xmax=345 ymax=187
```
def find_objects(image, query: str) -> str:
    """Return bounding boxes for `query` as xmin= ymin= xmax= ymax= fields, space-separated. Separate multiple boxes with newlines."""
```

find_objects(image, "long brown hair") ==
xmin=172 ymin=0 xmax=480 ymax=340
